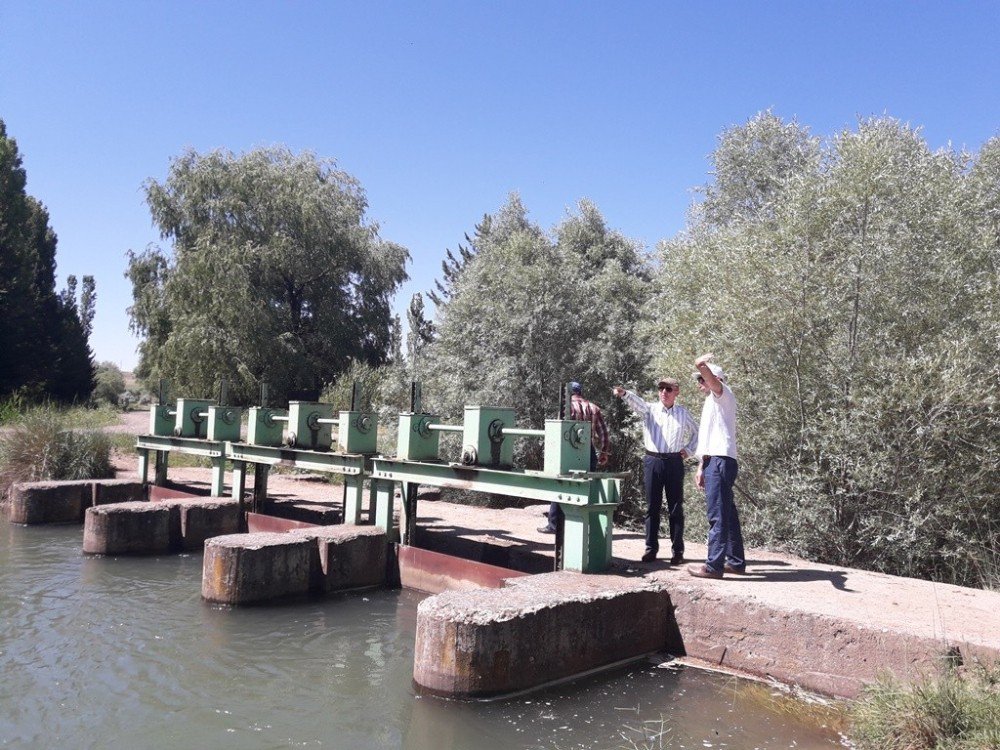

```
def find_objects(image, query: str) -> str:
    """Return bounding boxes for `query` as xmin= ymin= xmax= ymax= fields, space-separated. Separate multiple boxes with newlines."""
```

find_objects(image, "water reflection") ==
xmin=1 ymin=524 xmax=844 ymax=749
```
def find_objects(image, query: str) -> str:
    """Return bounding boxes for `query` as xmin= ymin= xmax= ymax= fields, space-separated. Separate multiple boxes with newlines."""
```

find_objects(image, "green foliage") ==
xmin=0 ymin=119 xmax=95 ymax=403
xmin=422 ymin=194 xmax=654 ymax=510
xmin=0 ymin=406 xmax=114 ymax=499
xmin=654 ymin=113 xmax=1000 ymax=587
xmin=851 ymin=664 xmax=1000 ymax=749
xmin=126 ymin=146 xmax=409 ymax=405
xmin=93 ymin=361 xmax=127 ymax=406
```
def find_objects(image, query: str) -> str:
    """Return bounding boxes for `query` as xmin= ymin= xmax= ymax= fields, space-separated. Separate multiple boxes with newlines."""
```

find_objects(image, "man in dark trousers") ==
xmin=689 ymin=353 xmax=746 ymax=579
xmin=538 ymin=381 xmax=610 ymax=534
xmin=613 ymin=377 xmax=698 ymax=563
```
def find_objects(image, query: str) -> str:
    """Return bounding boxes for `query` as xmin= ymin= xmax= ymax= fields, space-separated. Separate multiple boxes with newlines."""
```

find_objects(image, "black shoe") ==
xmin=641 ymin=550 xmax=657 ymax=563
xmin=537 ymin=526 xmax=556 ymax=534
xmin=670 ymin=554 xmax=685 ymax=565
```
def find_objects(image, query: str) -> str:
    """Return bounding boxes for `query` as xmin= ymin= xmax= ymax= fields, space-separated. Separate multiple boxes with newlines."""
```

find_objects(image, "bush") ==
xmin=851 ymin=663 xmax=1000 ymax=749
xmin=0 ymin=406 xmax=114 ymax=501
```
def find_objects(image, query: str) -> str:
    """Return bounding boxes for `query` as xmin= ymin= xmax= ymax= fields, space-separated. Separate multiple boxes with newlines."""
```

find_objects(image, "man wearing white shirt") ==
xmin=689 ymin=353 xmax=746 ymax=579
xmin=613 ymin=377 xmax=698 ymax=564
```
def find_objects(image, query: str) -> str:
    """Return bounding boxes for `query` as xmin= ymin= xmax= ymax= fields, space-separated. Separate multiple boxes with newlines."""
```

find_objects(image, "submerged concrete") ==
xmin=413 ymin=571 xmax=670 ymax=698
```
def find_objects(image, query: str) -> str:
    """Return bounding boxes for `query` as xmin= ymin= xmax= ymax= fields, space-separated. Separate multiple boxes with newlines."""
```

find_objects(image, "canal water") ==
xmin=1 ymin=524 xmax=846 ymax=749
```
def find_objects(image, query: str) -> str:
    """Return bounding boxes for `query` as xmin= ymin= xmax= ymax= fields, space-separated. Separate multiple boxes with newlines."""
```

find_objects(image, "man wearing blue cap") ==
xmin=538 ymin=381 xmax=610 ymax=534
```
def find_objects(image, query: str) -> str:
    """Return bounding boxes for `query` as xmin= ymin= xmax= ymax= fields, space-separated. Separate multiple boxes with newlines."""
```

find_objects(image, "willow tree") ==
xmin=127 ymin=147 xmax=409 ymax=404
xmin=654 ymin=113 xmax=1000 ymax=587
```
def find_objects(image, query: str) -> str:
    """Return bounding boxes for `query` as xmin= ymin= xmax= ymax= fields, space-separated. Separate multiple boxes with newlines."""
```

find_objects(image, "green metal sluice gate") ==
xmin=135 ymin=381 xmax=625 ymax=573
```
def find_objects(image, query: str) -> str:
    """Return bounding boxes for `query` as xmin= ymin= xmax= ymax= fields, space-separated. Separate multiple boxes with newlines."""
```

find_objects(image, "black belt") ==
xmin=645 ymin=450 xmax=682 ymax=459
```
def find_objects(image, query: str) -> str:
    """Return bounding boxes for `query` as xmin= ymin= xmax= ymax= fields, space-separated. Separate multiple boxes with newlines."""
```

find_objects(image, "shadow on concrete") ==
xmin=746 ymin=567 xmax=855 ymax=592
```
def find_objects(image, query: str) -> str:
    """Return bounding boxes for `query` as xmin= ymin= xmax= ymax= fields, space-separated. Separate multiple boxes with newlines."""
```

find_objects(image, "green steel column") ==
xmin=231 ymin=460 xmax=247 ymax=501
xmin=343 ymin=475 xmax=363 ymax=525
xmin=137 ymin=448 xmax=150 ymax=484
xmin=373 ymin=479 xmax=398 ymax=542
xmin=210 ymin=457 xmax=226 ymax=497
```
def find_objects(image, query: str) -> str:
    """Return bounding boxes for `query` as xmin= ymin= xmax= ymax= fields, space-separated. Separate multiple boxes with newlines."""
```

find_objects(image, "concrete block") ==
xmin=413 ymin=571 xmax=670 ymax=698
xmin=174 ymin=497 xmax=242 ymax=551
xmin=202 ymin=532 xmax=313 ymax=605
xmin=83 ymin=501 xmax=173 ymax=555
xmin=93 ymin=480 xmax=146 ymax=506
xmin=289 ymin=525 xmax=387 ymax=592
xmin=8 ymin=480 xmax=92 ymax=524
xmin=261 ymin=499 xmax=341 ymax=525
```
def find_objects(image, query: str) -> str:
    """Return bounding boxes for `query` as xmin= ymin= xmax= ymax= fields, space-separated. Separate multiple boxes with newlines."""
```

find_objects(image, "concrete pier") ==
xmin=202 ymin=532 xmax=314 ymax=604
xmin=83 ymin=501 xmax=174 ymax=555
xmin=8 ymin=480 xmax=93 ymax=524
xmin=289 ymin=526 xmax=387 ymax=593
xmin=412 ymin=571 xmax=670 ymax=698
xmin=82 ymin=496 xmax=241 ymax=555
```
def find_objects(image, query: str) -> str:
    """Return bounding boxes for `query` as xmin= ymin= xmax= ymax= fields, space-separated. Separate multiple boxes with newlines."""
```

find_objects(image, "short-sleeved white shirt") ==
xmin=697 ymin=382 xmax=738 ymax=459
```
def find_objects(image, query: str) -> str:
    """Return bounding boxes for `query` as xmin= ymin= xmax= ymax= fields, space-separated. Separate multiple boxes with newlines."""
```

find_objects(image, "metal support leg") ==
xmin=154 ymin=450 xmax=168 ymax=486
xmin=252 ymin=464 xmax=269 ymax=514
xmin=400 ymin=482 xmax=418 ymax=546
xmin=374 ymin=479 xmax=398 ymax=542
xmin=230 ymin=460 xmax=247 ymax=531
xmin=562 ymin=505 xmax=615 ymax=573
xmin=210 ymin=456 xmax=226 ymax=497
xmin=343 ymin=475 xmax=363 ymax=525
xmin=138 ymin=448 xmax=150 ymax=484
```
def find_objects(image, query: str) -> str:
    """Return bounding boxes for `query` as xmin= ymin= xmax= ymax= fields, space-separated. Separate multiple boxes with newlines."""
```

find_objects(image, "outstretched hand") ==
xmin=612 ymin=386 xmax=626 ymax=398
xmin=694 ymin=352 xmax=714 ymax=367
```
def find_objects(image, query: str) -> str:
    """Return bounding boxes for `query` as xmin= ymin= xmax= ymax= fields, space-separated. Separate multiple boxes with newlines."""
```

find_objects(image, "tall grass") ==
xmin=0 ymin=406 xmax=115 ymax=502
xmin=851 ymin=663 xmax=1000 ymax=749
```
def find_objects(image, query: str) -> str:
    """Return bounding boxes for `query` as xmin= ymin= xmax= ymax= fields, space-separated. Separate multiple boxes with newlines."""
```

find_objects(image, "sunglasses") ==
xmin=658 ymin=385 xmax=675 ymax=392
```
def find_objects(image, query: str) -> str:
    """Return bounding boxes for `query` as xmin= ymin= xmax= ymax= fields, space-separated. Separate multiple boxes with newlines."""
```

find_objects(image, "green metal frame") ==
xmin=224 ymin=442 xmax=375 ymax=524
xmin=136 ymin=434 xmax=228 ymax=496
xmin=370 ymin=457 xmax=624 ymax=573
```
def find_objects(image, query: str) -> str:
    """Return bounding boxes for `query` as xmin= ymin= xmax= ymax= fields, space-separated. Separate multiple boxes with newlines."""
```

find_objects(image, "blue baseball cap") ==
xmin=569 ymin=381 xmax=582 ymax=394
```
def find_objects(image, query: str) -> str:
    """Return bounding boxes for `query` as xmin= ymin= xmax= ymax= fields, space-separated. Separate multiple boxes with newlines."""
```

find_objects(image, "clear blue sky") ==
xmin=2 ymin=1 xmax=998 ymax=371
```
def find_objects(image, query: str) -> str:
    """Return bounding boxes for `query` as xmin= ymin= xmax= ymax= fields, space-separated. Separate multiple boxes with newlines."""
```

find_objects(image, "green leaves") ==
xmin=655 ymin=113 xmax=1000 ymax=586
xmin=127 ymin=146 xmax=409 ymax=404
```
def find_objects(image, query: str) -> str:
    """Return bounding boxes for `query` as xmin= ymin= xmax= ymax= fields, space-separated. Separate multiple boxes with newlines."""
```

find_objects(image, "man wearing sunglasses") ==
xmin=612 ymin=378 xmax=698 ymax=564
xmin=689 ymin=353 xmax=745 ymax=579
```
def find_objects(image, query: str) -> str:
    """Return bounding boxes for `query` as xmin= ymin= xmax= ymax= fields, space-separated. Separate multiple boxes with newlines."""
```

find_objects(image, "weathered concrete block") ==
xmin=413 ymin=571 xmax=670 ymax=698
xmin=202 ymin=532 xmax=313 ymax=605
xmin=93 ymin=479 xmax=146 ymax=506
xmin=83 ymin=501 xmax=173 ymax=555
xmin=262 ymin=499 xmax=341 ymax=525
xmin=8 ymin=480 xmax=92 ymax=524
xmin=174 ymin=497 xmax=241 ymax=551
xmin=289 ymin=525 xmax=387 ymax=592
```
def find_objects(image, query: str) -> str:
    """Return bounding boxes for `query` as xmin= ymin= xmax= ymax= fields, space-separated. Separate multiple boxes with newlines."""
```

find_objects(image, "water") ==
xmin=1 ymin=524 xmax=845 ymax=749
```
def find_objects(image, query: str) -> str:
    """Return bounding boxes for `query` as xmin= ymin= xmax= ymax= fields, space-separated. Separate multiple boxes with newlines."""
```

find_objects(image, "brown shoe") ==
xmin=723 ymin=564 xmax=746 ymax=575
xmin=641 ymin=550 xmax=657 ymax=563
xmin=688 ymin=564 xmax=723 ymax=579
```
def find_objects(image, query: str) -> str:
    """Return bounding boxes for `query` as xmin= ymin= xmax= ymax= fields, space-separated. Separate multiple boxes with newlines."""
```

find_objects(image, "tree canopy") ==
xmin=0 ymin=119 xmax=95 ymax=403
xmin=127 ymin=146 xmax=409 ymax=404
xmin=422 ymin=194 xmax=654 ymax=486
xmin=654 ymin=113 xmax=1000 ymax=586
